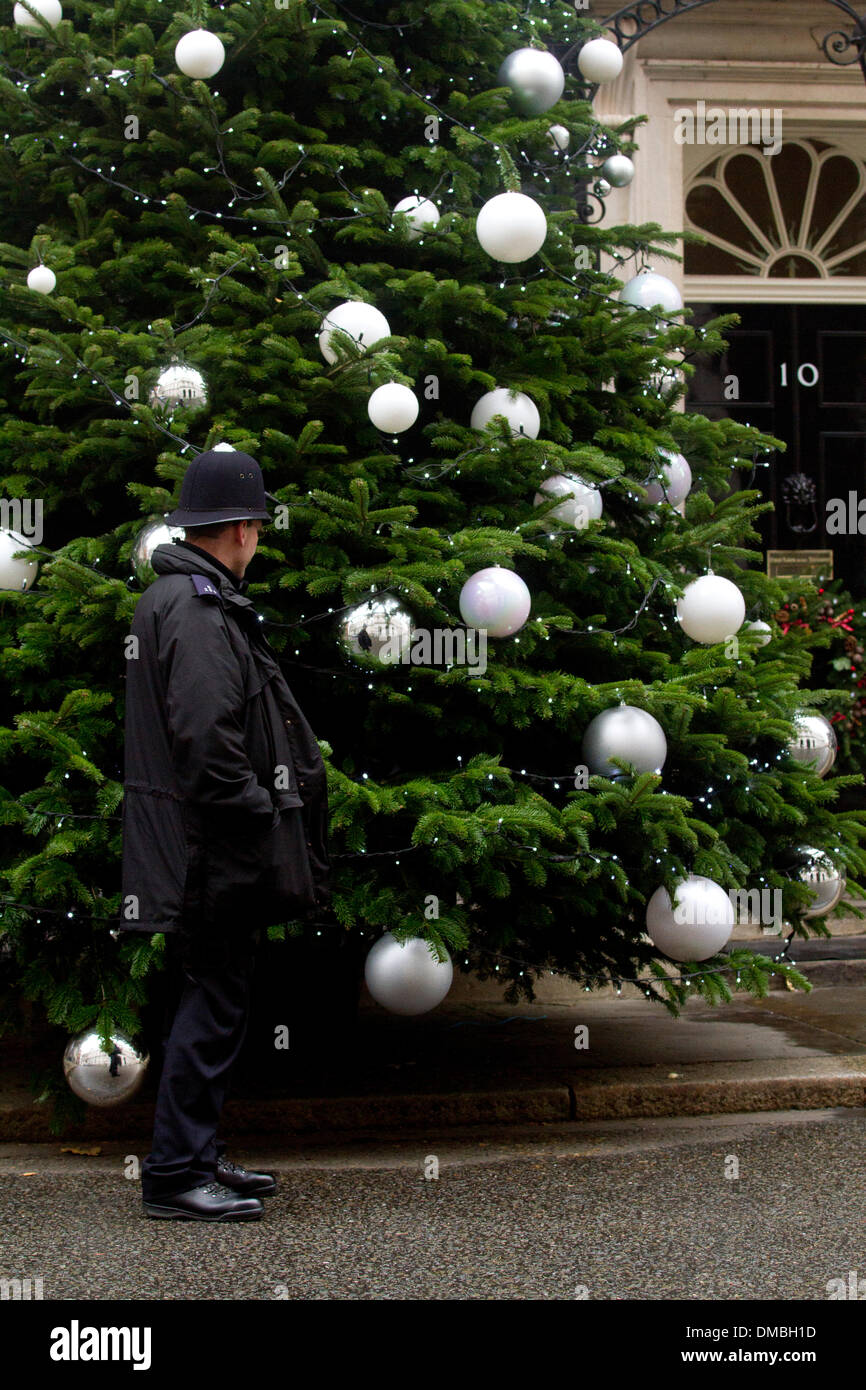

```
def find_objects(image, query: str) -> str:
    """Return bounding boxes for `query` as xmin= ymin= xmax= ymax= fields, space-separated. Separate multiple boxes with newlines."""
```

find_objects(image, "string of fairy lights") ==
xmin=0 ymin=0 xmax=841 ymax=1003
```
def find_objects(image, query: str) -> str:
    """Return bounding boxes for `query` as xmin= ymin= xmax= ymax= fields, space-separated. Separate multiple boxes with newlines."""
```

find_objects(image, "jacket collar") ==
xmin=149 ymin=541 xmax=254 ymax=613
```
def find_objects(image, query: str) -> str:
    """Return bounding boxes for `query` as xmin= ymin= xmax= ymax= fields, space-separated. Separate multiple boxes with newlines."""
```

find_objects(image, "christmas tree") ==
xmin=1 ymin=0 xmax=864 ymax=1124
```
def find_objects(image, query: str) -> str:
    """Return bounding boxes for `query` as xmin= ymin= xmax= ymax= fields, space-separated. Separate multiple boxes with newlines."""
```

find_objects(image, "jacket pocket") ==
xmin=121 ymin=789 xmax=188 ymax=931
xmin=197 ymin=810 xmax=317 ymax=928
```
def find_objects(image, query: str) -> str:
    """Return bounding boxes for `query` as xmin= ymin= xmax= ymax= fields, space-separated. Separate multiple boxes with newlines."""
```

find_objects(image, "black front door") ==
xmin=687 ymin=304 xmax=866 ymax=597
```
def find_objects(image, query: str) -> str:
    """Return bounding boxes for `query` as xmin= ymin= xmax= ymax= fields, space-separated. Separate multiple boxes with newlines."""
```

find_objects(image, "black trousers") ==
xmin=141 ymin=924 xmax=260 ymax=1203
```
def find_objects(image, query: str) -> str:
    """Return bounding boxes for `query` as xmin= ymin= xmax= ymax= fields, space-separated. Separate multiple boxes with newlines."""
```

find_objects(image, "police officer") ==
xmin=120 ymin=449 xmax=330 ymax=1221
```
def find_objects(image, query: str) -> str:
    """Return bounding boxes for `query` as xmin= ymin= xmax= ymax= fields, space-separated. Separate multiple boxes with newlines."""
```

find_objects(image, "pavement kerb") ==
xmin=0 ymin=1057 xmax=864 ymax=1142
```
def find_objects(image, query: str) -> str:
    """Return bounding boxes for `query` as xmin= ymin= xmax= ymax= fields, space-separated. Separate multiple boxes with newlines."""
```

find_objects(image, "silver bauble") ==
xmin=131 ymin=519 xmax=186 ymax=582
xmin=497 ymin=47 xmax=565 ymax=115
xmin=63 ymin=1028 xmax=149 ymax=1107
xmin=593 ymin=178 xmax=611 ymax=198
xmin=364 ymin=931 xmax=453 ymax=1015
xmin=601 ymin=154 xmax=635 ymax=188
xmin=582 ymin=705 xmax=667 ymax=779
xmin=336 ymin=594 xmax=414 ymax=667
xmin=148 ymin=358 xmax=208 ymax=416
xmin=789 ymin=713 xmax=837 ymax=778
xmin=797 ymin=847 xmax=845 ymax=918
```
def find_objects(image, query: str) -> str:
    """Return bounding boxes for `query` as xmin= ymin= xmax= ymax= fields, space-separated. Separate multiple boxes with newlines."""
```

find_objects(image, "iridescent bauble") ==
xmin=148 ymin=359 xmax=208 ymax=416
xmin=619 ymin=271 xmax=683 ymax=313
xmin=131 ymin=519 xmax=186 ymax=582
xmin=796 ymin=847 xmax=845 ymax=919
xmin=0 ymin=529 xmax=39 ymax=591
xmin=63 ymin=1029 xmax=149 ymax=1107
xmin=336 ymin=594 xmax=414 ymax=667
xmin=645 ymin=449 xmax=692 ymax=506
xmin=788 ymin=713 xmax=837 ymax=778
xmin=458 ymin=566 xmax=531 ymax=639
xmin=533 ymin=473 xmax=602 ymax=530
xmin=497 ymin=47 xmax=565 ymax=115
xmin=645 ymin=875 xmax=734 ymax=962
xmin=364 ymin=932 xmax=453 ymax=1015
xmin=582 ymin=705 xmax=667 ymax=779
xmin=677 ymin=573 xmax=745 ymax=644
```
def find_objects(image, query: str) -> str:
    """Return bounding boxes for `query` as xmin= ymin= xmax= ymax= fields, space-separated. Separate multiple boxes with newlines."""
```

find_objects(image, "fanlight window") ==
xmin=685 ymin=140 xmax=866 ymax=278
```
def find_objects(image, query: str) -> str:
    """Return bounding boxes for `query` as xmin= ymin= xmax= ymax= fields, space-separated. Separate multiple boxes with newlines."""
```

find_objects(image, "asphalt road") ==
xmin=1 ymin=1108 xmax=865 ymax=1301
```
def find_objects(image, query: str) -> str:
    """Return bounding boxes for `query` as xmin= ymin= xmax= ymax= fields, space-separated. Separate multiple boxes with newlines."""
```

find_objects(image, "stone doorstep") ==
xmin=1 ymin=1058 xmax=865 ymax=1142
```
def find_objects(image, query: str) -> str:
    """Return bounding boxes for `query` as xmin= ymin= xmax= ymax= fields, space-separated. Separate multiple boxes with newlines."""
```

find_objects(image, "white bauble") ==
xmin=582 ymin=705 xmax=667 ymax=778
xmin=498 ymin=46 xmax=564 ymax=114
xmin=547 ymin=124 xmax=570 ymax=152
xmin=646 ymin=875 xmax=734 ymax=962
xmin=476 ymin=191 xmax=547 ymax=263
xmin=211 ymin=441 xmax=236 ymax=451
xmin=677 ymin=574 xmax=745 ymax=644
xmin=393 ymin=195 xmax=440 ymax=239
xmin=318 ymin=300 xmax=391 ymax=364
xmin=645 ymin=449 xmax=692 ymax=506
xmin=789 ymin=713 xmax=837 ymax=778
xmin=0 ymin=529 xmax=39 ymax=591
xmin=63 ymin=1029 xmax=149 ymax=1106
xmin=367 ymin=382 xmax=419 ymax=433
xmin=471 ymin=387 xmax=540 ymax=439
xmin=601 ymin=154 xmax=635 ymax=187
xmin=364 ymin=932 xmax=453 ymax=1015
xmin=26 ymin=265 xmax=56 ymax=294
xmin=745 ymin=620 xmax=772 ymax=646
xmin=14 ymin=0 xmax=61 ymax=28
xmin=175 ymin=28 xmax=225 ymax=79
xmin=534 ymin=473 xmax=602 ymax=529
xmin=577 ymin=37 xmax=624 ymax=84
xmin=459 ymin=566 xmax=531 ymax=638
xmin=619 ymin=271 xmax=683 ymax=313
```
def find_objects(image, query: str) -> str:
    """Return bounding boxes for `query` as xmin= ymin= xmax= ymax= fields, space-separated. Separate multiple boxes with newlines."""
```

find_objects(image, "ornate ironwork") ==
xmin=561 ymin=0 xmax=866 ymax=85
xmin=557 ymin=0 xmax=866 ymax=225
xmin=603 ymin=0 xmax=724 ymax=54
xmin=821 ymin=0 xmax=866 ymax=77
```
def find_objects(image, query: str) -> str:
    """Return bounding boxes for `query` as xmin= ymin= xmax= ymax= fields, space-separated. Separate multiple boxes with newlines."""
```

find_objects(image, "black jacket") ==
xmin=119 ymin=542 xmax=330 ymax=934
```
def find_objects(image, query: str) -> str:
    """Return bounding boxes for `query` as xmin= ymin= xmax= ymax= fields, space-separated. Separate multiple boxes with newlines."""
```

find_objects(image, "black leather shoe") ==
xmin=143 ymin=1180 xmax=264 ymax=1221
xmin=216 ymin=1156 xmax=277 ymax=1196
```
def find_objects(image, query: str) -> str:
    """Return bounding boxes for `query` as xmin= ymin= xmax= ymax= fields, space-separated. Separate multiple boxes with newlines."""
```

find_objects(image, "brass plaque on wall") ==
xmin=766 ymin=550 xmax=833 ymax=580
